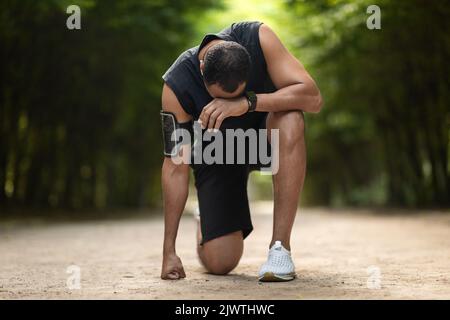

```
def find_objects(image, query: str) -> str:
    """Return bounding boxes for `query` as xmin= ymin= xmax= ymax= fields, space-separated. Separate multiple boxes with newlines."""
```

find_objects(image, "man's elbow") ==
xmin=315 ymin=91 xmax=324 ymax=113
xmin=308 ymin=90 xmax=323 ymax=114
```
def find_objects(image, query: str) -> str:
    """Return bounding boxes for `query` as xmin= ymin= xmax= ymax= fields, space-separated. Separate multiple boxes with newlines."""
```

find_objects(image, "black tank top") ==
xmin=162 ymin=21 xmax=276 ymax=128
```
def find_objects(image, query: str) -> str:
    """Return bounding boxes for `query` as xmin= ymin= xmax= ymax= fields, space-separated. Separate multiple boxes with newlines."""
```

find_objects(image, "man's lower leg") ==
xmin=268 ymin=111 xmax=307 ymax=250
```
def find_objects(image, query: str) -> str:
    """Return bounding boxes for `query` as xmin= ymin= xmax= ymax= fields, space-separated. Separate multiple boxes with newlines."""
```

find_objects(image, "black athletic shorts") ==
xmin=192 ymin=112 xmax=271 ymax=245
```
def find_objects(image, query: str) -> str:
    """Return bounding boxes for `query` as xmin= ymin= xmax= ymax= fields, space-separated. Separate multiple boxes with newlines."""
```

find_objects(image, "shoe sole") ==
xmin=258 ymin=272 xmax=296 ymax=282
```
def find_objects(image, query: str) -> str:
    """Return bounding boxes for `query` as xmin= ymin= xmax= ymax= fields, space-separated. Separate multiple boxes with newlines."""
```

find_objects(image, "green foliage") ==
xmin=287 ymin=0 xmax=450 ymax=207
xmin=0 ymin=0 xmax=218 ymax=209
xmin=1 ymin=0 xmax=448 ymax=210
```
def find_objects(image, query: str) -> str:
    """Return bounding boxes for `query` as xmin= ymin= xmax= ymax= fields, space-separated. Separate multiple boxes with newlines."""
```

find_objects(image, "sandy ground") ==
xmin=0 ymin=203 xmax=449 ymax=300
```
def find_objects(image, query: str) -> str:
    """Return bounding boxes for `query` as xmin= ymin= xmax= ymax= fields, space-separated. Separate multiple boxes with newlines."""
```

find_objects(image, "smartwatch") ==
xmin=245 ymin=91 xmax=257 ymax=113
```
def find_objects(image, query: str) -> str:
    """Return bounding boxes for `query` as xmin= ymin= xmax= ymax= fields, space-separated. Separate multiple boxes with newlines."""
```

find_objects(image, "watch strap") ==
xmin=245 ymin=91 xmax=257 ymax=113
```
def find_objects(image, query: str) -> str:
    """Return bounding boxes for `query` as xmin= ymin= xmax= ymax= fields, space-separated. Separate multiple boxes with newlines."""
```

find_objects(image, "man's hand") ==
xmin=161 ymin=252 xmax=186 ymax=280
xmin=199 ymin=97 xmax=248 ymax=130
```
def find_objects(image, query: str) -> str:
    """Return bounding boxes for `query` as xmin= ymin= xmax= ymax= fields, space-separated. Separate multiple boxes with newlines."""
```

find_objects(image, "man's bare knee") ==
xmin=198 ymin=231 xmax=243 ymax=275
xmin=268 ymin=111 xmax=305 ymax=148
xmin=268 ymin=110 xmax=305 ymax=141
xmin=204 ymin=256 xmax=240 ymax=275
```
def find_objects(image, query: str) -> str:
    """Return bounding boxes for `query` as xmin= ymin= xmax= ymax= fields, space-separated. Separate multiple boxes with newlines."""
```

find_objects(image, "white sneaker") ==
xmin=258 ymin=241 xmax=296 ymax=282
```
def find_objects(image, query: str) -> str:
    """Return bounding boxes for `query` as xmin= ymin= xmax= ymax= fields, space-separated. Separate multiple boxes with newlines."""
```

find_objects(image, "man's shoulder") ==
xmin=162 ymin=46 xmax=198 ymax=82
xmin=231 ymin=21 xmax=262 ymax=30
xmin=230 ymin=21 xmax=263 ymax=38
xmin=162 ymin=46 xmax=200 ymax=116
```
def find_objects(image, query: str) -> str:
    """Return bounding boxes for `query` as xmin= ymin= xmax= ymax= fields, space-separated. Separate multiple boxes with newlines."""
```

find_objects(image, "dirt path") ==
xmin=1 ymin=204 xmax=449 ymax=299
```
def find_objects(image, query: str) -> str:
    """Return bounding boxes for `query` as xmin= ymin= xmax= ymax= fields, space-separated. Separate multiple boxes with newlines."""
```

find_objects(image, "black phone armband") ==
xmin=160 ymin=110 xmax=193 ymax=157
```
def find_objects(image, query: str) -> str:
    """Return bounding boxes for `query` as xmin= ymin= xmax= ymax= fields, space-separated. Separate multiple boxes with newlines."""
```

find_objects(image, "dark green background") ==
xmin=0 ymin=0 xmax=448 ymax=211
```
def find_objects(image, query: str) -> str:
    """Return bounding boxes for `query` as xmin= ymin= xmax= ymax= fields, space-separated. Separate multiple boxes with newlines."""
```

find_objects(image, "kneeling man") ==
xmin=160 ymin=21 xmax=322 ymax=281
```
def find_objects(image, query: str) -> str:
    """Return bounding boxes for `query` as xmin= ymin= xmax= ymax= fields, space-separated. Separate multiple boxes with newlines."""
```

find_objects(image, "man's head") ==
xmin=200 ymin=41 xmax=251 ymax=98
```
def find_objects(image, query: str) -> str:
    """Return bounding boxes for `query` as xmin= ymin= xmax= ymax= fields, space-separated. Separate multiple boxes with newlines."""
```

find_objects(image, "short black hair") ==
xmin=203 ymin=41 xmax=251 ymax=93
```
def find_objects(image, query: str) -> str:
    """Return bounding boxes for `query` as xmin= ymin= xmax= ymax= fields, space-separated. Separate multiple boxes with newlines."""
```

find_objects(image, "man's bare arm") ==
xmin=198 ymin=24 xmax=323 ymax=130
xmin=257 ymin=24 xmax=323 ymax=113
xmin=160 ymin=83 xmax=192 ymax=280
